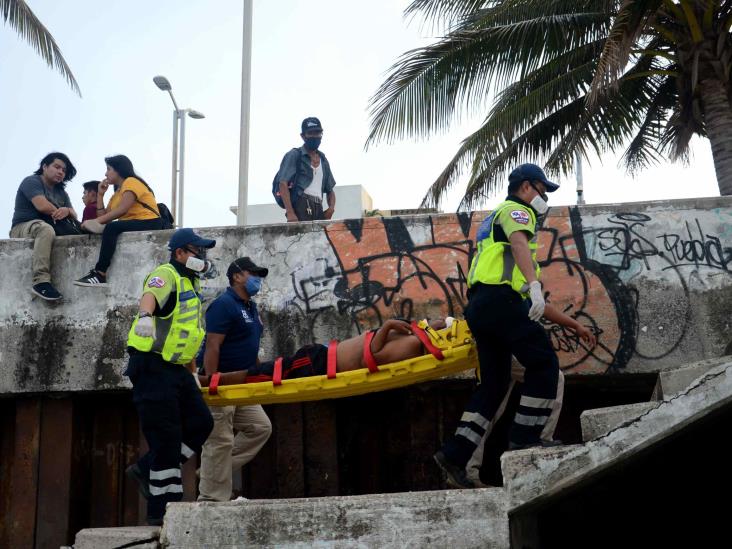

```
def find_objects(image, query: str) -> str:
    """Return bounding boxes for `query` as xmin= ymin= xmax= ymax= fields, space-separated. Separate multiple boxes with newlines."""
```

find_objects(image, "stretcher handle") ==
xmin=208 ymin=372 xmax=221 ymax=395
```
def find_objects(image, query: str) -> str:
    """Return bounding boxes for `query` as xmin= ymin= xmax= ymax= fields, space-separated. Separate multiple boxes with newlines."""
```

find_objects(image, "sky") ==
xmin=0 ymin=0 xmax=722 ymax=231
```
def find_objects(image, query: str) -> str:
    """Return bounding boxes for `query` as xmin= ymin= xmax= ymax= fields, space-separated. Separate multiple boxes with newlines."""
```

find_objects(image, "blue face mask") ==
xmin=245 ymin=275 xmax=262 ymax=296
xmin=304 ymin=137 xmax=321 ymax=150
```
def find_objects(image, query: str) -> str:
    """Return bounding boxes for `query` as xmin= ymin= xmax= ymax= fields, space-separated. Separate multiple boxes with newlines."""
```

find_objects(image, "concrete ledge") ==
xmin=502 ymin=359 xmax=732 ymax=509
xmin=654 ymin=356 xmax=732 ymax=399
xmin=74 ymin=526 xmax=160 ymax=549
xmin=161 ymin=488 xmax=508 ymax=548
xmin=580 ymin=402 xmax=659 ymax=441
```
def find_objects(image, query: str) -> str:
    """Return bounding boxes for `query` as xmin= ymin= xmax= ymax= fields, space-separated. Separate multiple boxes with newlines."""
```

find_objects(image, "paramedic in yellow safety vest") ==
xmin=434 ymin=163 xmax=597 ymax=489
xmin=123 ymin=228 xmax=216 ymax=526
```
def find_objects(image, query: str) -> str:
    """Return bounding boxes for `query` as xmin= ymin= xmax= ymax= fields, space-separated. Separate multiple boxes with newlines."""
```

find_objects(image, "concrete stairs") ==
xmin=73 ymin=356 xmax=732 ymax=548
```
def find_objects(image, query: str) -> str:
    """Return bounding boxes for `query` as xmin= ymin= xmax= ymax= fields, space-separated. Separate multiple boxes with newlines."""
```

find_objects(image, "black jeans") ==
xmin=293 ymin=194 xmax=325 ymax=221
xmin=441 ymin=284 xmax=560 ymax=466
xmin=95 ymin=218 xmax=163 ymax=272
xmin=125 ymin=351 xmax=213 ymax=520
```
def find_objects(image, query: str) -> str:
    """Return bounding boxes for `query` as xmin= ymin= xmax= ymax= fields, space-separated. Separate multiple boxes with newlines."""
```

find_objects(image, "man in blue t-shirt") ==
xmin=197 ymin=257 xmax=272 ymax=501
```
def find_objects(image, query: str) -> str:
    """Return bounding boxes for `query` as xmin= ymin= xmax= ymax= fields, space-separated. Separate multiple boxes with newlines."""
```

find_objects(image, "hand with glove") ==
xmin=134 ymin=314 xmax=154 ymax=338
xmin=528 ymin=281 xmax=545 ymax=322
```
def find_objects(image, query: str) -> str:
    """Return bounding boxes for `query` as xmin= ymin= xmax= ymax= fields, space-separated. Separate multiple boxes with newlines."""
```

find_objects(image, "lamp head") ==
xmin=153 ymin=75 xmax=172 ymax=91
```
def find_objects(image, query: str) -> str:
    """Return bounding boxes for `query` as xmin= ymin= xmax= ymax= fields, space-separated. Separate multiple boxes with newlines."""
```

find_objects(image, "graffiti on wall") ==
xmin=281 ymin=208 xmax=730 ymax=374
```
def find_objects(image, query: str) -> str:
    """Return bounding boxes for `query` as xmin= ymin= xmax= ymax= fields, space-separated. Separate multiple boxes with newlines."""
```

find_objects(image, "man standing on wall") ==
xmin=434 ymin=163 xmax=595 ymax=488
xmin=276 ymin=117 xmax=336 ymax=222
xmin=125 ymin=228 xmax=216 ymax=525
xmin=197 ymin=257 xmax=272 ymax=502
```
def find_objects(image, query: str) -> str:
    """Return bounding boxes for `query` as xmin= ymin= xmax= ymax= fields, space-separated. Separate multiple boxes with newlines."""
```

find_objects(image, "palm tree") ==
xmin=2 ymin=0 xmax=80 ymax=95
xmin=367 ymin=0 xmax=732 ymax=209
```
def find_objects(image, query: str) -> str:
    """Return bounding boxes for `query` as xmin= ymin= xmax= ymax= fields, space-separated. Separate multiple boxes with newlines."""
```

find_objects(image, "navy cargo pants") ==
xmin=126 ymin=351 xmax=213 ymax=520
xmin=441 ymin=283 xmax=560 ymax=468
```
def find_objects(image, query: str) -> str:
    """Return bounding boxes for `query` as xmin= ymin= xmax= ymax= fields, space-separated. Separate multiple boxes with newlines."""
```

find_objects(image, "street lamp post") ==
xmin=575 ymin=151 xmax=586 ymax=205
xmin=153 ymin=75 xmax=205 ymax=227
xmin=237 ymin=0 xmax=253 ymax=226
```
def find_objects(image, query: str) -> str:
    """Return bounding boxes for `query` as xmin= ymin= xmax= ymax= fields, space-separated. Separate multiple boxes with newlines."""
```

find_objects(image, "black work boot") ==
xmin=433 ymin=450 xmax=476 ymax=489
xmin=126 ymin=463 xmax=151 ymax=499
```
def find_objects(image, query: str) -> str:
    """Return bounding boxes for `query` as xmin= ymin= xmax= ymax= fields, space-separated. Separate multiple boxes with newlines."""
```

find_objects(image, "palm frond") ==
xmin=367 ymin=9 xmax=610 ymax=148
xmin=1 ymin=0 xmax=80 ymax=95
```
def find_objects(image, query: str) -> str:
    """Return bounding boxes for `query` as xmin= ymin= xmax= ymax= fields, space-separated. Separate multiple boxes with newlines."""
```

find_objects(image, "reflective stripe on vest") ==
xmin=127 ymin=264 xmax=204 ymax=364
xmin=467 ymin=200 xmax=540 ymax=296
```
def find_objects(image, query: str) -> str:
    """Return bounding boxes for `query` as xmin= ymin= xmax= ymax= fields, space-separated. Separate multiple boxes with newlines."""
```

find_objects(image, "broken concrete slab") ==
xmin=74 ymin=526 xmax=160 ymax=549
xmin=161 ymin=488 xmax=508 ymax=548
xmin=653 ymin=356 xmax=732 ymax=399
xmin=502 ymin=359 xmax=732 ymax=509
xmin=580 ymin=402 xmax=660 ymax=441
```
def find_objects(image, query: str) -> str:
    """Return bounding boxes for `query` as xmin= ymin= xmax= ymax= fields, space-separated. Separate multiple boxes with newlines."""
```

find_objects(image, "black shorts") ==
xmin=246 ymin=344 xmax=328 ymax=382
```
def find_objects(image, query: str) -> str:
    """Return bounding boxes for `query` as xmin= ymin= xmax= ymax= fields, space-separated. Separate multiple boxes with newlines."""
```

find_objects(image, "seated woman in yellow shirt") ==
xmin=74 ymin=155 xmax=163 ymax=287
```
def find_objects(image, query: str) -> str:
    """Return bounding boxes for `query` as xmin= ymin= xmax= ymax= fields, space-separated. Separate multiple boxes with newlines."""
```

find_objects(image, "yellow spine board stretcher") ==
xmin=202 ymin=319 xmax=477 ymax=406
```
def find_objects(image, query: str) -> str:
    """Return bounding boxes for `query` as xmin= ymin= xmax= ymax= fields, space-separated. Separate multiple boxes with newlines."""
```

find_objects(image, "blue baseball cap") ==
xmin=508 ymin=163 xmax=560 ymax=192
xmin=167 ymin=228 xmax=216 ymax=251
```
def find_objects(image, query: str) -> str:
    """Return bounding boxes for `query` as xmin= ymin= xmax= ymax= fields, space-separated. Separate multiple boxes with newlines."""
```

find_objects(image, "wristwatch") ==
xmin=138 ymin=311 xmax=152 ymax=318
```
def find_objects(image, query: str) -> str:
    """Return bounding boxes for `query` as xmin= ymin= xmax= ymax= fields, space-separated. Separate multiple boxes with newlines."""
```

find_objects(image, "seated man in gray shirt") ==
xmin=10 ymin=152 xmax=78 ymax=301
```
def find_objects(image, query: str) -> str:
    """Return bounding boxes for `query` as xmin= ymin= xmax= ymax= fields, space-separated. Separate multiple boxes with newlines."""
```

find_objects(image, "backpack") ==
xmin=135 ymin=179 xmax=175 ymax=229
xmin=138 ymin=201 xmax=174 ymax=229
xmin=272 ymin=148 xmax=303 ymax=208
xmin=156 ymin=203 xmax=175 ymax=229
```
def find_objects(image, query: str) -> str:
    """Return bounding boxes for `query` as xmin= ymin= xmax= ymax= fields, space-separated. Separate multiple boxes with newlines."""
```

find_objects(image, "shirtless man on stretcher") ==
xmin=199 ymin=317 xmax=449 ymax=387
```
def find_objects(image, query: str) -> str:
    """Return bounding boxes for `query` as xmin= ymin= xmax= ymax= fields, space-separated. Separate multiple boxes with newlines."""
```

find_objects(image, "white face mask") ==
xmin=530 ymin=194 xmax=549 ymax=215
xmin=185 ymin=256 xmax=207 ymax=272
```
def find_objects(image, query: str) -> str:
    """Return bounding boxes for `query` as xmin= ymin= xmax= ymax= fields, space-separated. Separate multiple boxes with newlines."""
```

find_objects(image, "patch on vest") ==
xmin=148 ymin=276 xmax=166 ymax=288
xmin=510 ymin=210 xmax=530 ymax=225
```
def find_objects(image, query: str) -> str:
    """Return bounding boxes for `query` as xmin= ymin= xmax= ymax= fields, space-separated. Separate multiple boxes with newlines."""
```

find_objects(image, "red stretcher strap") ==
xmin=327 ymin=340 xmax=338 ymax=379
xmin=410 ymin=321 xmax=445 ymax=360
xmin=363 ymin=331 xmax=380 ymax=373
xmin=208 ymin=372 xmax=221 ymax=395
xmin=273 ymin=357 xmax=283 ymax=386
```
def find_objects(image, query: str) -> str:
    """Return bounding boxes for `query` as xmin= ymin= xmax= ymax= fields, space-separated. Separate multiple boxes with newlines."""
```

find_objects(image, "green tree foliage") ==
xmin=367 ymin=0 xmax=732 ymax=208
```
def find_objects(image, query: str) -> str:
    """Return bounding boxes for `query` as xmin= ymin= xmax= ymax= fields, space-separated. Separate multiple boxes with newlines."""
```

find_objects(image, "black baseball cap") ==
xmin=508 ymin=163 xmax=560 ymax=192
xmin=227 ymin=257 xmax=269 ymax=278
xmin=168 ymin=228 xmax=216 ymax=251
xmin=301 ymin=117 xmax=323 ymax=134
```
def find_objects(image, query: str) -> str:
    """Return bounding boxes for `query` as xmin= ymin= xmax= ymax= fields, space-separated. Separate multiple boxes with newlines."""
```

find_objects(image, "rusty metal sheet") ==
xmin=35 ymin=398 xmax=74 ymax=548
xmin=273 ymin=403 xmax=304 ymax=498
xmin=0 ymin=399 xmax=17 ymax=548
xmin=407 ymin=385 xmax=442 ymax=489
xmin=8 ymin=398 xmax=41 ymax=548
xmin=89 ymin=399 xmax=123 ymax=527
xmin=243 ymin=405 xmax=276 ymax=499
xmin=303 ymin=400 xmax=339 ymax=496
xmin=136 ymin=422 xmax=150 ymax=523
xmin=122 ymin=400 xmax=142 ymax=526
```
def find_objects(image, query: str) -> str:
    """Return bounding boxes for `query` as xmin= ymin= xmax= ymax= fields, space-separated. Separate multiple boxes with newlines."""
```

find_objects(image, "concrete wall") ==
xmin=236 ymin=184 xmax=374 ymax=225
xmin=0 ymin=196 xmax=730 ymax=394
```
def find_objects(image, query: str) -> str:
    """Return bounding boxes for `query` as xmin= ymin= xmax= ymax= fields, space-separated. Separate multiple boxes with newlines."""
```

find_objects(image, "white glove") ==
xmin=528 ymin=281 xmax=545 ymax=322
xmin=134 ymin=315 xmax=154 ymax=338
xmin=444 ymin=316 xmax=455 ymax=328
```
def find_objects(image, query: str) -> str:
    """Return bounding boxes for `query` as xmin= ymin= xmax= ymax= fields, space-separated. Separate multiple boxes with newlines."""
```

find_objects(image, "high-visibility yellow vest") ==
xmin=127 ymin=264 xmax=204 ymax=364
xmin=467 ymin=199 xmax=540 ymax=296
